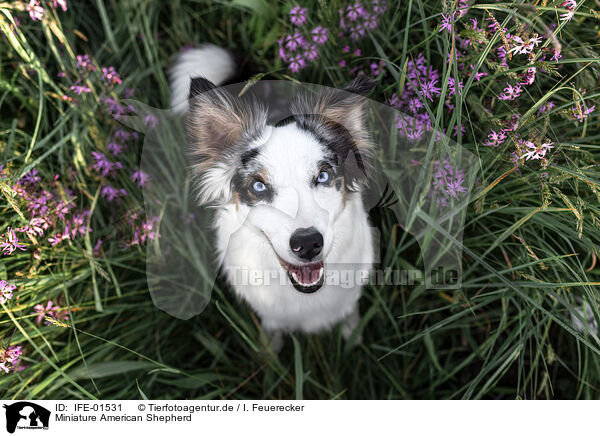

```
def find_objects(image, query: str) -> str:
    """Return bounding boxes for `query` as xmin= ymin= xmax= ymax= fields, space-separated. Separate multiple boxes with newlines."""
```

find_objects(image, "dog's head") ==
xmin=185 ymin=77 xmax=374 ymax=292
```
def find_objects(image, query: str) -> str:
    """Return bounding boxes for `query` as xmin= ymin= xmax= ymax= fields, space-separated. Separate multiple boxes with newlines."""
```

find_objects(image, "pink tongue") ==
xmin=298 ymin=265 xmax=320 ymax=284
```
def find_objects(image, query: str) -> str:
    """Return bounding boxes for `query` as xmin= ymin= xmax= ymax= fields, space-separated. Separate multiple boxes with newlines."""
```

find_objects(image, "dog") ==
xmin=169 ymin=44 xmax=376 ymax=350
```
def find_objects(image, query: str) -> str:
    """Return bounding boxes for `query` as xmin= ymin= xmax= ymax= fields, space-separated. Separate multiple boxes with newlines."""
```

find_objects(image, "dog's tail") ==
xmin=169 ymin=44 xmax=237 ymax=114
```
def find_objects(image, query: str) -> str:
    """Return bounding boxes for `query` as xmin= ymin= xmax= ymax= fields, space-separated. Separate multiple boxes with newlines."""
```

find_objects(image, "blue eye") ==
xmin=252 ymin=181 xmax=267 ymax=192
xmin=317 ymin=171 xmax=330 ymax=184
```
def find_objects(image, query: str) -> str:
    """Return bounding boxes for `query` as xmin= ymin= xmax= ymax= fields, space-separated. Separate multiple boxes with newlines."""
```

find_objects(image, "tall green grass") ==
xmin=1 ymin=0 xmax=599 ymax=399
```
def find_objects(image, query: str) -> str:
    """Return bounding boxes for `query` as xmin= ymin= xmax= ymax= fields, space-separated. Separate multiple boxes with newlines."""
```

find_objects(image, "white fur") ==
xmin=169 ymin=47 xmax=374 ymax=340
xmin=169 ymin=44 xmax=235 ymax=114
xmin=215 ymin=124 xmax=374 ymax=334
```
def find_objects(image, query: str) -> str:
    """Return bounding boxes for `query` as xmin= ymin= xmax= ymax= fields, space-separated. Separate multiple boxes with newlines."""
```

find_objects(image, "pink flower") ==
xmin=48 ymin=233 xmax=69 ymax=246
xmin=448 ymin=77 xmax=463 ymax=96
xmin=16 ymin=217 xmax=49 ymax=237
xmin=26 ymin=0 xmax=44 ymax=21
xmin=101 ymin=184 xmax=127 ymax=202
xmin=0 ymin=280 xmax=16 ymax=304
xmin=304 ymin=44 xmax=319 ymax=62
xmin=101 ymin=66 xmax=122 ymax=85
xmin=520 ymin=67 xmax=537 ymax=86
xmin=289 ymin=6 xmax=308 ymax=26
xmin=345 ymin=2 xmax=365 ymax=21
xmin=483 ymin=129 xmax=507 ymax=147
xmin=572 ymin=104 xmax=595 ymax=122
xmin=52 ymin=0 xmax=67 ymax=11
xmin=522 ymin=140 xmax=554 ymax=161
xmin=288 ymin=54 xmax=306 ymax=73
xmin=70 ymin=85 xmax=91 ymax=95
xmin=311 ymin=26 xmax=328 ymax=45
xmin=132 ymin=170 xmax=151 ymax=188
xmin=0 ymin=228 xmax=27 ymax=255
xmin=0 ymin=345 xmax=23 ymax=373
xmin=32 ymin=300 xmax=60 ymax=324
xmin=76 ymin=54 xmax=96 ymax=72
xmin=144 ymin=114 xmax=159 ymax=129
xmin=498 ymin=82 xmax=522 ymax=101
xmin=508 ymin=35 xmax=542 ymax=55
xmin=560 ymin=0 xmax=577 ymax=22
xmin=439 ymin=13 xmax=455 ymax=33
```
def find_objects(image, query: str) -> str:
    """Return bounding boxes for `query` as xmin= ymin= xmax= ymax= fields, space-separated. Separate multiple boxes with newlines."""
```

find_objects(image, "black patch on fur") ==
xmin=189 ymin=77 xmax=217 ymax=100
xmin=343 ymin=75 xmax=377 ymax=97
xmin=240 ymin=147 xmax=261 ymax=168
xmin=232 ymin=164 xmax=274 ymax=206
xmin=289 ymin=114 xmax=368 ymax=188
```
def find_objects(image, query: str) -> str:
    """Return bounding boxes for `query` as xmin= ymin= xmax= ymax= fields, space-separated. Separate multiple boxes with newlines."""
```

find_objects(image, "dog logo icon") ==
xmin=3 ymin=402 xmax=50 ymax=434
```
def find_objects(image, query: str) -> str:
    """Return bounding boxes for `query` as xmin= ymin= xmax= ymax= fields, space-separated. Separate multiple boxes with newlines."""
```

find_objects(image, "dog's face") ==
xmin=185 ymin=78 xmax=374 ymax=293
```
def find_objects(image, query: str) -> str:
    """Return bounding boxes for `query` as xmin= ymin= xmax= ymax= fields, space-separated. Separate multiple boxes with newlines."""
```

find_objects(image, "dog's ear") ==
xmin=294 ymin=76 xmax=375 ymax=153
xmin=189 ymin=77 xmax=217 ymax=99
xmin=186 ymin=76 xmax=266 ymax=156
xmin=342 ymin=75 xmax=377 ymax=96
xmin=185 ymin=77 xmax=267 ymax=204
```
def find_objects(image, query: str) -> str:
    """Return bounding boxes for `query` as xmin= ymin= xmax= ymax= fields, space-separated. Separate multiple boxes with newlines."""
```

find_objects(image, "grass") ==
xmin=1 ymin=0 xmax=600 ymax=399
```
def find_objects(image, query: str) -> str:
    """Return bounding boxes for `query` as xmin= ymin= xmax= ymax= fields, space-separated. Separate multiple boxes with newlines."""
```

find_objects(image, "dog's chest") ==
xmin=214 ymin=197 xmax=373 ymax=333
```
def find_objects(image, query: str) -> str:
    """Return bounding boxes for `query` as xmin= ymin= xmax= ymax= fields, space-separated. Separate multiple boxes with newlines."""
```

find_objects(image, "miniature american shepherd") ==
xmin=169 ymin=44 xmax=376 ymax=349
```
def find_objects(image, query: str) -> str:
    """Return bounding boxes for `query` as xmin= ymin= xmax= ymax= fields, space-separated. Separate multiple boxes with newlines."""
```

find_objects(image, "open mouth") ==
xmin=277 ymin=257 xmax=325 ymax=294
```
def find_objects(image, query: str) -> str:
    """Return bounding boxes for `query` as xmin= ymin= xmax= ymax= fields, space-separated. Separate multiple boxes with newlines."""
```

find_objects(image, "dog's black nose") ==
xmin=290 ymin=227 xmax=323 ymax=261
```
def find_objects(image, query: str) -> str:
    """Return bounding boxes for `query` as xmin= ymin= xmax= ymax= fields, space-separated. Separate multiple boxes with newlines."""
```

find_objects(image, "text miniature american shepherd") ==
xmin=169 ymin=44 xmax=376 ymax=349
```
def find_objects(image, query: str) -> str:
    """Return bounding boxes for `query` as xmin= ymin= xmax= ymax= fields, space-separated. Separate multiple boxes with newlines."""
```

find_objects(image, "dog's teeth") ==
xmin=291 ymin=272 xmax=300 ymax=283
xmin=290 ymin=266 xmax=324 ymax=287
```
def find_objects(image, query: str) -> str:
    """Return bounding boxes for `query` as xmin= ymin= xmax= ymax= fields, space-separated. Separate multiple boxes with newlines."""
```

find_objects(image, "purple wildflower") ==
xmin=420 ymin=79 xmax=441 ymax=101
xmin=107 ymin=141 xmax=126 ymax=155
xmin=76 ymin=54 xmax=96 ymax=72
xmin=132 ymin=170 xmax=151 ymax=188
xmin=53 ymin=0 xmax=67 ymax=10
xmin=101 ymin=184 xmax=127 ymax=202
xmin=144 ymin=114 xmax=159 ymax=129
xmin=345 ymin=2 xmax=364 ymax=21
xmin=20 ymin=169 xmax=40 ymax=185
xmin=32 ymin=300 xmax=60 ymax=325
xmin=431 ymin=159 xmax=467 ymax=207
xmin=572 ymin=104 xmax=595 ymax=122
xmin=408 ymin=97 xmax=423 ymax=114
xmin=363 ymin=13 xmax=379 ymax=30
xmin=439 ymin=13 xmax=454 ymax=33
xmin=289 ymin=6 xmax=308 ymax=26
xmin=370 ymin=60 xmax=385 ymax=76
xmin=48 ymin=233 xmax=69 ymax=246
xmin=498 ymin=82 xmax=522 ymax=101
xmin=0 ymin=280 xmax=16 ymax=304
xmin=0 ymin=345 xmax=23 ymax=373
xmin=312 ymin=26 xmax=328 ymax=45
xmin=288 ymin=54 xmax=306 ymax=73
xmin=26 ymin=0 xmax=44 ymax=21
xmin=304 ymin=45 xmax=319 ymax=62
xmin=448 ymin=77 xmax=463 ymax=96
xmin=348 ymin=23 xmax=366 ymax=40
xmin=372 ymin=0 xmax=386 ymax=14
xmin=70 ymin=85 xmax=91 ymax=95
xmin=560 ymin=0 xmax=576 ymax=22
xmin=17 ymin=217 xmax=49 ymax=237
xmin=0 ymin=228 xmax=27 ymax=255
xmin=101 ymin=66 xmax=122 ymax=85
xmin=285 ymin=31 xmax=305 ymax=51
xmin=91 ymin=151 xmax=122 ymax=177
xmin=483 ymin=129 xmax=507 ymax=147
xmin=521 ymin=140 xmax=554 ymax=161
xmin=538 ymin=101 xmax=556 ymax=115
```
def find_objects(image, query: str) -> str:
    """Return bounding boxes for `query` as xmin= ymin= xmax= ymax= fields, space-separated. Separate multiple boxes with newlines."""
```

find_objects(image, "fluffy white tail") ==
xmin=169 ymin=44 xmax=236 ymax=114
